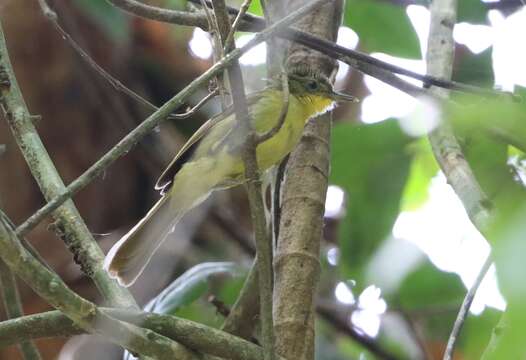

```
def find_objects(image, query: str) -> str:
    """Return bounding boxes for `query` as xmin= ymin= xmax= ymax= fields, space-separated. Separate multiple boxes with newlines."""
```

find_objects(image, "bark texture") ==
xmin=271 ymin=2 xmax=343 ymax=360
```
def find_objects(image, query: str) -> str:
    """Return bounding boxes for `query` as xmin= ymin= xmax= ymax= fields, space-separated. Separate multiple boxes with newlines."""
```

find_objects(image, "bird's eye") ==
xmin=306 ymin=80 xmax=319 ymax=91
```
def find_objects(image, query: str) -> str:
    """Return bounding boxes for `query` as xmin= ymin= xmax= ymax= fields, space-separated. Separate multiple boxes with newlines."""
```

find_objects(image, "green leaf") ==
xmin=145 ymin=262 xmax=245 ymax=314
xmin=73 ymin=0 xmax=130 ymax=42
xmin=458 ymin=0 xmax=488 ymax=24
xmin=331 ymin=120 xmax=412 ymax=283
xmin=448 ymin=95 xmax=526 ymax=153
xmin=446 ymin=95 xmax=526 ymax=202
xmin=398 ymin=261 xmax=465 ymax=309
xmin=343 ymin=0 xmax=421 ymax=58
xmin=453 ymin=47 xmax=494 ymax=86
xmin=397 ymin=261 xmax=465 ymax=341
xmin=248 ymin=0 xmax=263 ymax=16
xmin=401 ymin=139 xmax=439 ymax=211
xmin=461 ymin=308 xmax=501 ymax=360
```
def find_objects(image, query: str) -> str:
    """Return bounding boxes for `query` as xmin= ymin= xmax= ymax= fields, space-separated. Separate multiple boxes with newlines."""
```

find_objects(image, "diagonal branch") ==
xmin=0 ymin=17 xmax=136 ymax=308
xmin=135 ymin=0 xmax=511 ymax=99
xmin=0 ymin=213 xmax=199 ymax=359
xmin=37 ymin=0 xmax=215 ymax=122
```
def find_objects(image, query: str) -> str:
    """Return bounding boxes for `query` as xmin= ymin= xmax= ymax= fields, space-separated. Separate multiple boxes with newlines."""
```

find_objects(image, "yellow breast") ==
xmin=252 ymin=90 xmax=334 ymax=170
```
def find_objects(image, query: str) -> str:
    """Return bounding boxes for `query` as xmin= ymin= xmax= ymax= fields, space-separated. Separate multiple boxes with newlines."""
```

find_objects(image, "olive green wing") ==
xmin=154 ymin=92 xmax=263 ymax=193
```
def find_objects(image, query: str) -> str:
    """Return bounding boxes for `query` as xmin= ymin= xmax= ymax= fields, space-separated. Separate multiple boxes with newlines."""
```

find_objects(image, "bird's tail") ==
xmin=104 ymin=195 xmax=183 ymax=287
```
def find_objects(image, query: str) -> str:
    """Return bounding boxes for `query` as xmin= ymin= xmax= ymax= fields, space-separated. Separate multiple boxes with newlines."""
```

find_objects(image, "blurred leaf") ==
xmin=398 ymin=261 xmax=464 ymax=309
xmin=448 ymin=95 xmax=526 ymax=158
xmin=174 ymin=300 xmax=224 ymax=327
xmin=144 ymin=262 xmax=245 ymax=314
xmin=453 ymin=47 xmax=494 ymax=86
xmin=401 ymin=139 xmax=439 ymax=211
xmin=481 ymin=194 xmax=526 ymax=359
xmin=461 ymin=308 xmax=501 ymax=360
xmin=215 ymin=276 xmax=247 ymax=305
xmin=447 ymin=95 xmax=526 ymax=208
xmin=397 ymin=261 xmax=464 ymax=341
xmin=458 ymin=0 xmax=488 ymax=24
xmin=331 ymin=120 xmax=412 ymax=284
xmin=343 ymin=0 xmax=421 ymax=58
xmin=73 ymin=0 xmax=130 ymax=42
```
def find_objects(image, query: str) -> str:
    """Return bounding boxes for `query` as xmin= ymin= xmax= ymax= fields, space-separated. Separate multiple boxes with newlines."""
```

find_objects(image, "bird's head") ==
xmin=285 ymin=71 xmax=358 ymax=116
xmin=288 ymin=72 xmax=358 ymax=103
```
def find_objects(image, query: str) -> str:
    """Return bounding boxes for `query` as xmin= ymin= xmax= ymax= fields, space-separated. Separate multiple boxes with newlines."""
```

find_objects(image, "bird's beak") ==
xmin=330 ymin=90 xmax=359 ymax=103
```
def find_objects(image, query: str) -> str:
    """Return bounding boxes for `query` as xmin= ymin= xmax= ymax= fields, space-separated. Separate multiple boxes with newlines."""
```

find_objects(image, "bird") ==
xmin=104 ymin=70 xmax=357 ymax=286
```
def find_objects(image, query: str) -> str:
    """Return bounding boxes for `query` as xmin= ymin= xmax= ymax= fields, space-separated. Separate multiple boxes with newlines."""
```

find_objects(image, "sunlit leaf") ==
xmin=144 ymin=262 xmax=245 ymax=314
xmin=331 ymin=120 xmax=412 ymax=284
xmin=401 ymin=139 xmax=439 ymax=211
xmin=343 ymin=0 xmax=421 ymax=58
xmin=248 ymin=0 xmax=263 ymax=16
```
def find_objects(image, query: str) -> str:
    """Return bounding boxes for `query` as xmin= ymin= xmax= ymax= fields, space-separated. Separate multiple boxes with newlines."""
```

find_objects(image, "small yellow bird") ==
xmin=104 ymin=71 xmax=357 ymax=286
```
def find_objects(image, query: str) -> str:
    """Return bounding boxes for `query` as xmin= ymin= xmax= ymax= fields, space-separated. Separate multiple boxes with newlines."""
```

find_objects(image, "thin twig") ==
xmin=104 ymin=0 xmax=511 ymax=98
xmin=422 ymin=1 xmax=495 ymax=357
xmin=106 ymin=0 xmax=211 ymax=29
xmin=425 ymin=0 xmax=492 ymax=229
xmin=59 ymin=0 xmax=514 ymax=108
xmin=224 ymin=0 xmax=253 ymax=50
xmin=443 ymin=255 xmax=493 ymax=360
xmin=221 ymin=260 xmax=260 ymax=339
xmin=0 ymin=260 xmax=42 ymax=360
xmin=38 ymin=0 xmax=206 ymax=121
xmin=211 ymin=0 xmax=288 ymax=357
xmin=14 ymin=0 xmax=325 ymax=237
xmin=199 ymin=0 xmax=229 ymax=108
xmin=0 ymin=206 xmax=41 ymax=360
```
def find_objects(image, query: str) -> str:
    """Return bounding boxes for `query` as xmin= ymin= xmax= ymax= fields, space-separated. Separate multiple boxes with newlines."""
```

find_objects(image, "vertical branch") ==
xmin=271 ymin=1 xmax=342 ymax=360
xmin=0 ymin=145 xmax=42 ymax=360
xmin=210 ymin=0 xmax=276 ymax=358
xmin=0 ymin=20 xmax=136 ymax=308
xmin=424 ymin=0 xmax=493 ymax=359
xmin=0 ymin=260 xmax=41 ymax=360
xmin=221 ymin=260 xmax=260 ymax=339
xmin=426 ymin=0 xmax=491 ymax=230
